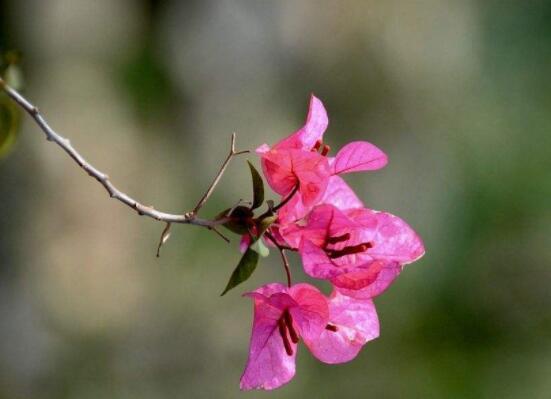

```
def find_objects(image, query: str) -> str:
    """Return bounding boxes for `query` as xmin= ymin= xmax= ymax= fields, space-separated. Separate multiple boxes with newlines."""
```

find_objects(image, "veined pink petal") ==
xmin=288 ymin=284 xmax=329 ymax=342
xmin=332 ymin=141 xmax=388 ymax=175
xmin=292 ymin=152 xmax=331 ymax=206
xmin=321 ymin=175 xmax=364 ymax=209
xmin=240 ymin=283 xmax=330 ymax=390
xmin=261 ymin=150 xmax=297 ymax=196
xmin=260 ymin=149 xmax=330 ymax=205
xmin=346 ymin=208 xmax=425 ymax=264
xmin=274 ymin=95 xmax=328 ymax=151
xmin=304 ymin=290 xmax=379 ymax=364
xmin=334 ymin=261 xmax=402 ymax=298
xmin=241 ymin=284 xmax=297 ymax=391
xmin=277 ymin=176 xmax=363 ymax=226
xmin=299 ymin=239 xmax=344 ymax=280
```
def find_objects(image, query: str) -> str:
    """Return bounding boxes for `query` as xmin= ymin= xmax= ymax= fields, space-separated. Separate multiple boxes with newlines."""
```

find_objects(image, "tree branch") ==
xmin=0 ymin=78 xmax=245 ymax=230
xmin=192 ymin=132 xmax=249 ymax=215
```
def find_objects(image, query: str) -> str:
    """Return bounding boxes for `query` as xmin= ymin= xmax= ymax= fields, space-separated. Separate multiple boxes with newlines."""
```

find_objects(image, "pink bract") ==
xmin=303 ymin=290 xmax=379 ymax=364
xmin=277 ymin=175 xmax=364 ymax=228
xmin=240 ymin=283 xmax=328 ymax=390
xmin=290 ymin=204 xmax=424 ymax=295
xmin=257 ymin=95 xmax=387 ymax=207
xmin=240 ymin=283 xmax=381 ymax=390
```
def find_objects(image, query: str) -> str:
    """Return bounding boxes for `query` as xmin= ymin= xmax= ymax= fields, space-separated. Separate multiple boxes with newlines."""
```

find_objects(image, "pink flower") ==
xmin=284 ymin=204 xmax=424 ymax=296
xmin=239 ymin=234 xmax=252 ymax=253
xmin=276 ymin=174 xmax=364 ymax=227
xmin=240 ymin=283 xmax=379 ymax=390
xmin=257 ymin=95 xmax=387 ymax=206
xmin=304 ymin=289 xmax=379 ymax=364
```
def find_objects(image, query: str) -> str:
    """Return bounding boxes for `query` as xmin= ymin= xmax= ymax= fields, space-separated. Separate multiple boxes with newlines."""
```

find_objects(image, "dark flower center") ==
xmin=311 ymin=140 xmax=331 ymax=156
xmin=278 ymin=309 xmax=299 ymax=356
xmin=324 ymin=233 xmax=372 ymax=259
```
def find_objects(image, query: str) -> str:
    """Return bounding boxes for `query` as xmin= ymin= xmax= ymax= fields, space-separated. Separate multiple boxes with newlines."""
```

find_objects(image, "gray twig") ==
xmin=0 ymin=78 xmax=245 ymax=235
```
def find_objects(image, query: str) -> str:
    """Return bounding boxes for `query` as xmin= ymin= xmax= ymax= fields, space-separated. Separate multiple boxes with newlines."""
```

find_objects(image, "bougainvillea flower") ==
xmin=240 ymin=282 xmax=380 ymax=390
xmin=285 ymin=204 xmax=424 ymax=295
xmin=240 ymin=283 xmax=328 ymax=390
xmin=302 ymin=289 xmax=379 ymax=364
xmin=256 ymin=95 xmax=387 ymax=207
xmin=259 ymin=148 xmax=331 ymax=206
xmin=276 ymin=175 xmax=363 ymax=227
xmin=329 ymin=141 xmax=388 ymax=175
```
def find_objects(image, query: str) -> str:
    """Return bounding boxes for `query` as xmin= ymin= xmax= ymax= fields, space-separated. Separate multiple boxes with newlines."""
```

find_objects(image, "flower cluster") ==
xmin=226 ymin=95 xmax=424 ymax=390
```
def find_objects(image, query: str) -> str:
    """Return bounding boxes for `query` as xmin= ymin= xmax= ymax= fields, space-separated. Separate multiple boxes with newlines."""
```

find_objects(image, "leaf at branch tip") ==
xmin=247 ymin=160 xmax=264 ymax=210
xmin=221 ymin=248 xmax=260 ymax=296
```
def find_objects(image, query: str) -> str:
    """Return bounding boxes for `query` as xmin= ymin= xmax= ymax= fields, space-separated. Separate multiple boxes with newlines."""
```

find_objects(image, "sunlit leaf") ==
xmin=257 ymin=214 xmax=277 ymax=237
xmin=247 ymin=160 xmax=264 ymax=210
xmin=221 ymin=248 xmax=259 ymax=296
xmin=4 ymin=64 xmax=23 ymax=90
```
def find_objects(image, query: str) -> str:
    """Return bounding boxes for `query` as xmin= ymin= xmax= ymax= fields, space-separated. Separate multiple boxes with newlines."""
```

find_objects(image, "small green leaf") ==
xmin=251 ymin=239 xmax=270 ymax=257
xmin=220 ymin=248 xmax=260 ymax=296
xmin=247 ymin=160 xmax=264 ymax=210
xmin=257 ymin=214 xmax=277 ymax=237
xmin=4 ymin=64 xmax=24 ymax=90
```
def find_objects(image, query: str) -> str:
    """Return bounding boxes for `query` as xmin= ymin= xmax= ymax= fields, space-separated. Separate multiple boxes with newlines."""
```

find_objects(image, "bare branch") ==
xmin=0 ymin=78 xmax=239 ymax=230
xmin=192 ymin=132 xmax=249 ymax=215
xmin=208 ymin=226 xmax=231 ymax=243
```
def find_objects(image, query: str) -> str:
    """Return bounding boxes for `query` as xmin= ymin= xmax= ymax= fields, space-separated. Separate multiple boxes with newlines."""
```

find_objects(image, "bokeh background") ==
xmin=0 ymin=1 xmax=550 ymax=398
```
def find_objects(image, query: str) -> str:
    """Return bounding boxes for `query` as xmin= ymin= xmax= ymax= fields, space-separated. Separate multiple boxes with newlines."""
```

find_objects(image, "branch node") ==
xmin=191 ymin=133 xmax=249 ymax=216
xmin=0 ymin=80 xmax=238 ymax=246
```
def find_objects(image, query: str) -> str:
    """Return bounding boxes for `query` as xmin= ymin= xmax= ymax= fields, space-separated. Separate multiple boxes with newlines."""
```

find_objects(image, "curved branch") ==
xmin=0 ymin=78 xmax=245 ymax=229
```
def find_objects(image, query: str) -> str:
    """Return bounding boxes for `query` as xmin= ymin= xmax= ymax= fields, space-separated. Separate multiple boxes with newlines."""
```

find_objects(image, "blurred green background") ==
xmin=0 ymin=1 xmax=550 ymax=398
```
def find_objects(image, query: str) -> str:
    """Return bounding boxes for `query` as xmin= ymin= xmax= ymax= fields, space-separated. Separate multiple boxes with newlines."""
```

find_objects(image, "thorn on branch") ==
xmin=156 ymin=222 xmax=172 ymax=258
xmin=209 ymin=226 xmax=230 ymax=243
xmin=191 ymin=133 xmax=250 ymax=216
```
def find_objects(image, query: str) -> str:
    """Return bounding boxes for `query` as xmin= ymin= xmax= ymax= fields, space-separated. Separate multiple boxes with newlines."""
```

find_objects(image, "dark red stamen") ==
xmin=325 ymin=324 xmax=338 ymax=332
xmin=278 ymin=318 xmax=293 ymax=356
xmin=311 ymin=140 xmax=322 ymax=152
xmin=283 ymin=310 xmax=299 ymax=344
xmin=326 ymin=242 xmax=372 ymax=259
xmin=326 ymin=233 xmax=351 ymax=245
xmin=321 ymin=145 xmax=331 ymax=156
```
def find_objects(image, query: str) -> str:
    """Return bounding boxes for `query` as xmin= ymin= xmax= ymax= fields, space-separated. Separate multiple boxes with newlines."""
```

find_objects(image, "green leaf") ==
xmin=247 ymin=160 xmax=264 ymax=210
xmin=220 ymin=248 xmax=260 ymax=296
xmin=257 ymin=214 xmax=277 ymax=237
xmin=4 ymin=64 xmax=24 ymax=90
